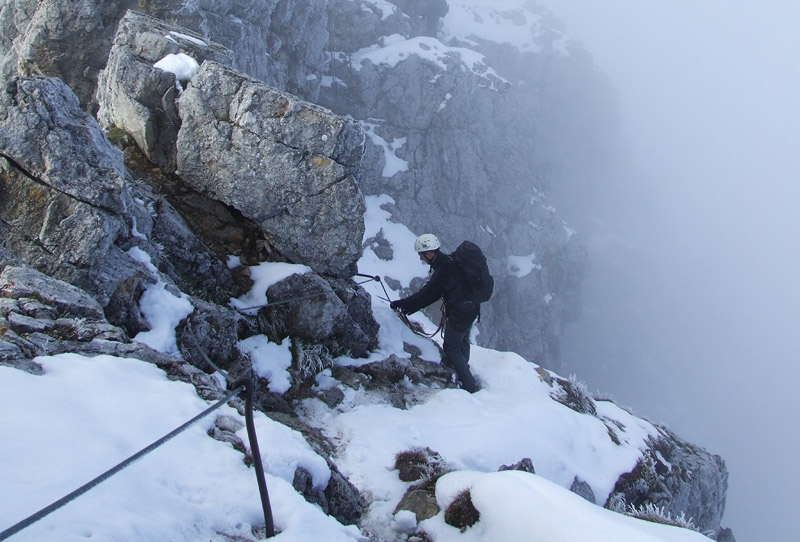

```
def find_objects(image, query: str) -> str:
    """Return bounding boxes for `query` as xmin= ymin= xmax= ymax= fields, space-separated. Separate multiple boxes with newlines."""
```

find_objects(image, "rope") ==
xmin=361 ymin=270 xmax=447 ymax=339
xmin=395 ymin=304 xmax=446 ymax=339
xmin=355 ymin=273 xmax=392 ymax=300
xmin=0 ymin=384 xmax=261 ymax=541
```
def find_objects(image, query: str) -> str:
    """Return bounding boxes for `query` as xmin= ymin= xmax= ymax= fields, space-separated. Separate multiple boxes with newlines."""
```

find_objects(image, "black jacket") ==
xmin=393 ymin=252 xmax=478 ymax=326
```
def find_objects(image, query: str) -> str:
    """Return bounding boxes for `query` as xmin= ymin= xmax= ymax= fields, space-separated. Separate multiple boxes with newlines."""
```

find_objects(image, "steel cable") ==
xmin=0 ymin=385 xmax=249 ymax=541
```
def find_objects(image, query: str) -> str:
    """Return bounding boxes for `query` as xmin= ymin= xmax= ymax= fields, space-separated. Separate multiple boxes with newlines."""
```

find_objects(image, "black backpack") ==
xmin=451 ymin=241 xmax=494 ymax=303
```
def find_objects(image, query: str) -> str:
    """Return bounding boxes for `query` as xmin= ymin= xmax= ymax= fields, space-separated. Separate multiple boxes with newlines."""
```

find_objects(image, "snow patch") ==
xmin=351 ymin=35 xmax=509 ymax=91
xmin=154 ymin=53 xmax=200 ymax=94
xmin=238 ymin=335 xmax=293 ymax=394
xmin=167 ymin=31 xmax=207 ymax=47
xmin=229 ymin=261 xmax=312 ymax=314
xmin=507 ymin=252 xmax=542 ymax=278
xmin=362 ymin=121 xmax=409 ymax=178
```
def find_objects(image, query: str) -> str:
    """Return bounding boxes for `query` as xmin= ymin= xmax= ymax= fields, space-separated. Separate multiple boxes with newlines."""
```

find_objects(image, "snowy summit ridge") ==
xmin=0 ymin=1 xmax=732 ymax=541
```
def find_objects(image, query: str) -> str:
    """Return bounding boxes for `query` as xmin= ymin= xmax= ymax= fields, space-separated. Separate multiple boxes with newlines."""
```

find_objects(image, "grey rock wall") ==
xmin=95 ymin=11 xmax=367 ymax=277
xmin=606 ymin=425 xmax=730 ymax=535
xmin=0 ymin=1 xmax=732 ymax=535
xmin=0 ymin=76 xmax=143 ymax=305
xmin=97 ymin=10 xmax=234 ymax=172
xmin=314 ymin=1 xmax=607 ymax=367
xmin=0 ymin=0 xmax=140 ymax=111
xmin=1 ymin=6 xmax=378 ymax=361
xmin=1 ymin=0 xmax=594 ymax=365
xmin=143 ymin=0 xmax=327 ymax=99
xmin=176 ymin=60 xmax=365 ymax=278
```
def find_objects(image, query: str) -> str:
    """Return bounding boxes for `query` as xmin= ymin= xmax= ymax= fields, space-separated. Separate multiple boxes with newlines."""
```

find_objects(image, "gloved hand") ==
xmin=390 ymin=300 xmax=400 ymax=311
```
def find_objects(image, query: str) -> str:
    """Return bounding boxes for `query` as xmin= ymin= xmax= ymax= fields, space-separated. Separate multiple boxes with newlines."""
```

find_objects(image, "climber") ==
xmin=390 ymin=233 xmax=481 ymax=393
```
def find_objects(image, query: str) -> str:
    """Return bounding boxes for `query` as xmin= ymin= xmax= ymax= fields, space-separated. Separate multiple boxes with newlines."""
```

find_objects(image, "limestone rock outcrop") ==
xmin=607 ymin=425 xmax=730 ymax=535
xmin=0 ymin=2 xmax=732 ymax=537
xmin=0 ymin=75 xmax=147 ymax=307
xmin=176 ymin=60 xmax=365 ymax=278
xmin=97 ymin=10 xmax=234 ymax=172
xmin=1 ymin=68 xmax=375 ymax=364
xmin=0 ymin=0 xmax=137 ymax=110
xmin=95 ymin=11 xmax=367 ymax=278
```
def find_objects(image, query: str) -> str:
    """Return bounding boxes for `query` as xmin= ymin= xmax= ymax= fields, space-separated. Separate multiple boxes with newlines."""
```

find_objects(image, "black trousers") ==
xmin=443 ymin=317 xmax=478 ymax=390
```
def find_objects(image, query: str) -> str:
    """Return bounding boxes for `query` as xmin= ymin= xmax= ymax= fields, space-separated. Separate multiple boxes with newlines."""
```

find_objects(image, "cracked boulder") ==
xmin=0 ymin=76 xmax=146 ymax=305
xmin=263 ymin=272 xmax=378 ymax=359
xmin=97 ymin=10 xmax=234 ymax=173
xmin=176 ymin=60 xmax=366 ymax=278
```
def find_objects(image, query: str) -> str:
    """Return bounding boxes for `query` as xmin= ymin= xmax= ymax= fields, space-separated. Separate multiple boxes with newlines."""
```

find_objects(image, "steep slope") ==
xmin=320 ymin=0 xmax=614 ymax=367
xmin=0 ymin=0 xmax=613 ymax=368
xmin=0 ymin=1 xmax=734 ymax=540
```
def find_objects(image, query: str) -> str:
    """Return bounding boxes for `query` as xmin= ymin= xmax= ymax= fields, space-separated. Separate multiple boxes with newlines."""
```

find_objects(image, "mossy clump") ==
xmin=444 ymin=490 xmax=480 ymax=531
xmin=394 ymin=446 xmax=449 ymax=483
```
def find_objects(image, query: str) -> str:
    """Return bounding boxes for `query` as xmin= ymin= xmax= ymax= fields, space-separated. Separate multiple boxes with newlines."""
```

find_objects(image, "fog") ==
xmin=534 ymin=1 xmax=800 ymax=540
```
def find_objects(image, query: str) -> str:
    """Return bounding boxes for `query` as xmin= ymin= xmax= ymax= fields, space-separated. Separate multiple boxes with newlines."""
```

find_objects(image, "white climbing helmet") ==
xmin=414 ymin=233 xmax=441 ymax=252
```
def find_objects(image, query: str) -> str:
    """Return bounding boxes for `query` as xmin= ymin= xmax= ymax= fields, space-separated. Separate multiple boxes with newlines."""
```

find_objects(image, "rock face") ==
xmin=1 ymin=66 xmax=374 ymax=365
xmin=0 ymin=0 xmax=325 ymax=111
xmin=0 ymin=74 xmax=240 ymax=335
xmin=0 ymin=1 xmax=732 ymax=537
xmin=176 ymin=60 xmax=365 ymax=277
xmin=606 ymin=426 xmax=729 ymax=535
xmin=0 ymin=0 xmax=138 ymax=111
xmin=1 ymin=0 xmax=598 ymax=369
xmin=143 ymin=0 xmax=328 ymax=100
xmin=97 ymin=10 xmax=234 ymax=172
xmin=0 ymin=75 xmax=145 ymax=307
xmin=96 ymin=11 xmax=366 ymax=277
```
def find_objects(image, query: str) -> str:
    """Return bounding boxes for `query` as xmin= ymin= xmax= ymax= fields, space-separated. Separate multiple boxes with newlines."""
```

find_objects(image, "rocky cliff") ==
xmin=317 ymin=0 xmax=610 ymax=366
xmin=0 ymin=1 xmax=733 ymax=540
xmin=1 ymin=0 xmax=611 ymax=368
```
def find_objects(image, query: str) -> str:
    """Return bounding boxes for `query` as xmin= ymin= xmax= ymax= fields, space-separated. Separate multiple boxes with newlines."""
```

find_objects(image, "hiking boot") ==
xmin=462 ymin=382 xmax=481 ymax=394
